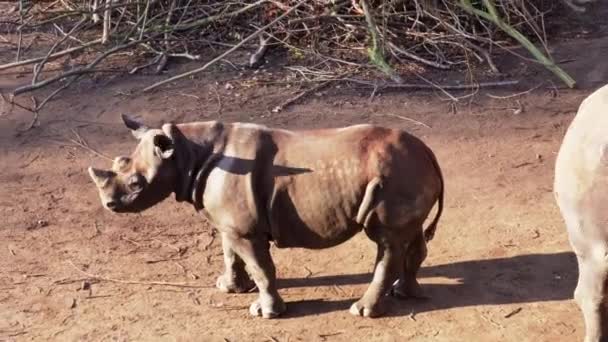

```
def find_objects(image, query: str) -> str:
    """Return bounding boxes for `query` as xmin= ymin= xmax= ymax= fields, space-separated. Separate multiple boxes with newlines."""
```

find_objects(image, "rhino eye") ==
xmin=127 ymin=174 xmax=145 ymax=191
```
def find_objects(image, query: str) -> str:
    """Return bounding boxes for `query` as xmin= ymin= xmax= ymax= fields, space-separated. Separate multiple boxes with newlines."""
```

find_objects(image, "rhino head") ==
xmin=88 ymin=114 xmax=177 ymax=213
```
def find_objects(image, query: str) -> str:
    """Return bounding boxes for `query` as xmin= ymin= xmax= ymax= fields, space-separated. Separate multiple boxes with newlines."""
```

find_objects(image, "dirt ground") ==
xmin=2 ymin=6 xmax=608 ymax=341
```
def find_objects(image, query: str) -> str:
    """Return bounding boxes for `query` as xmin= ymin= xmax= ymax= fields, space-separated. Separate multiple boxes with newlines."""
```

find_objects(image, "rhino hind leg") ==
xmin=391 ymin=230 xmax=429 ymax=299
xmin=216 ymin=233 xmax=256 ymax=293
xmin=226 ymin=234 xmax=286 ymax=319
xmin=559 ymin=199 xmax=608 ymax=342
xmin=350 ymin=229 xmax=405 ymax=318
xmin=574 ymin=253 xmax=608 ymax=342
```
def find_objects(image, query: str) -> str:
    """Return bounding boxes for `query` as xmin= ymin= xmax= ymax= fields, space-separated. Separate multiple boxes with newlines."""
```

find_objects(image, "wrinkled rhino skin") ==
xmin=555 ymin=84 xmax=608 ymax=342
xmin=88 ymin=115 xmax=445 ymax=319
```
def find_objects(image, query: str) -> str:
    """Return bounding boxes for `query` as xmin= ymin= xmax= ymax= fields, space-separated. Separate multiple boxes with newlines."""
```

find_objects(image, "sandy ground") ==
xmin=2 ymin=6 xmax=608 ymax=341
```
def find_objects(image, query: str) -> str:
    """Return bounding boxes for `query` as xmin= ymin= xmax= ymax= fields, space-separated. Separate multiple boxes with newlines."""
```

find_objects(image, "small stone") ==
xmin=81 ymin=281 xmax=91 ymax=291
xmin=68 ymin=298 xmax=77 ymax=309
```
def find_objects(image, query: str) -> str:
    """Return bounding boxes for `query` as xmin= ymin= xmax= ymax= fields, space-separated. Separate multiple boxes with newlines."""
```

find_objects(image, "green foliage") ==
xmin=459 ymin=0 xmax=576 ymax=88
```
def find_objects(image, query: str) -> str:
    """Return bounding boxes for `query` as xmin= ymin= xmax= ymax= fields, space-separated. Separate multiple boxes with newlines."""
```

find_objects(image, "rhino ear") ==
xmin=88 ymin=167 xmax=115 ymax=187
xmin=122 ymin=114 xmax=148 ymax=139
xmin=153 ymin=134 xmax=174 ymax=159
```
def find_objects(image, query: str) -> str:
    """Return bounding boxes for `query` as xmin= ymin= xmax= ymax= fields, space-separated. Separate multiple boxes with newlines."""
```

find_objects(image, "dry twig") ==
xmin=486 ymin=84 xmax=542 ymax=99
xmin=382 ymin=113 xmax=432 ymax=129
xmin=67 ymin=260 xmax=213 ymax=288
xmin=65 ymin=128 xmax=112 ymax=160
xmin=271 ymin=78 xmax=335 ymax=113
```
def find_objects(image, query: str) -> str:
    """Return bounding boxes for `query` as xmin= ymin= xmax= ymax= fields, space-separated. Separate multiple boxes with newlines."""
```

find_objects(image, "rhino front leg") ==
xmin=227 ymin=234 xmax=286 ymax=319
xmin=574 ymin=253 xmax=608 ymax=342
xmin=216 ymin=232 xmax=256 ymax=293
xmin=350 ymin=241 xmax=403 ymax=318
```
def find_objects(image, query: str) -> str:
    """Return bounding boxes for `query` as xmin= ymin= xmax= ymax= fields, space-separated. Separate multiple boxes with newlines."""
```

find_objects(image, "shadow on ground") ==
xmin=278 ymin=252 xmax=577 ymax=318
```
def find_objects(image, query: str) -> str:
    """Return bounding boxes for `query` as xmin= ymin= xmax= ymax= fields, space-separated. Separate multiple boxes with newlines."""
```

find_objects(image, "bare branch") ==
xmin=143 ymin=0 xmax=308 ymax=93
xmin=0 ymin=39 xmax=102 ymax=72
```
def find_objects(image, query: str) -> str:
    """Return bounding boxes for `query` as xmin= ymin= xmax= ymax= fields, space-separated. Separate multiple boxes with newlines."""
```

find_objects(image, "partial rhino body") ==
xmin=561 ymin=0 xmax=596 ymax=12
xmin=555 ymin=84 xmax=608 ymax=342
xmin=89 ymin=115 xmax=444 ymax=318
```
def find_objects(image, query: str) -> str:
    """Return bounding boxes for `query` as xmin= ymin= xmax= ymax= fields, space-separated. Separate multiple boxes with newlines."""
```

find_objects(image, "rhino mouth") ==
xmin=108 ymin=183 xmax=172 ymax=213
xmin=123 ymin=190 xmax=143 ymax=203
xmin=104 ymin=190 xmax=143 ymax=213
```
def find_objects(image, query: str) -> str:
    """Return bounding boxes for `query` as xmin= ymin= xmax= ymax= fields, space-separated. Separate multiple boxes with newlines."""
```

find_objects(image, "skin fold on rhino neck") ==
xmin=169 ymin=122 xmax=228 ymax=209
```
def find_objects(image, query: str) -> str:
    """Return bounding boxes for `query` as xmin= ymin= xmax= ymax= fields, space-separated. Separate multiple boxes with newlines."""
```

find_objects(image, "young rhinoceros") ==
xmin=89 ymin=115 xmax=444 ymax=319
xmin=555 ymin=84 xmax=608 ymax=342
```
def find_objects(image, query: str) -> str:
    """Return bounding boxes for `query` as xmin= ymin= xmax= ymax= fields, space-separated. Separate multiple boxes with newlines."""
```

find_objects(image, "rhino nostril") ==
xmin=106 ymin=201 xmax=118 ymax=209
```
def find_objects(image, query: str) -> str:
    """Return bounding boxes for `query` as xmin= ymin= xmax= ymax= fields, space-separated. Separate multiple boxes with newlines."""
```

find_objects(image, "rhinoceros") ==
xmin=88 ymin=115 xmax=444 ymax=318
xmin=555 ymin=84 xmax=608 ymax=342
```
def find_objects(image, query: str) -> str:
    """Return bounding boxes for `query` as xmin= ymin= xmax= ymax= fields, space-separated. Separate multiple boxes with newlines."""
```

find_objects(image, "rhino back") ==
xmin=266 ymin=125 xmax=433 ymax=248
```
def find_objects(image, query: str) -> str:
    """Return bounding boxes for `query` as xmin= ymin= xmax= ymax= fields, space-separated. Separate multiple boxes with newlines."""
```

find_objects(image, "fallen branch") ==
xmin=388 ymin=42 xmax=451 ymax=70
xmin=68 ymin=260 xmax=213 ymax=288
xmin=413 ymin=73 xmax=458 ymax=101
xmin=1 ymin=93 xmax=35 ymax=114
xmin=15 ymin=0 xmax=25 ymax=62
xmin=504 ymin=307 xmax=523 ymax=318
xmin=382 ymin=113 xmax=432 ymax=129
xmin=17 ymin=96 xmax=39 ymax=132
xmin=101 ymin=0 xmax=111 ymax=44
xmin=249 ymin=33 xmax=271 ymax=68
xmin=35 ymin=74 xmax=84 ymax=112
xmin=271 ymin=78 xmax=336 ymax=113
xmin=129 ymin=54 xmax=163 ymax=74
xmin=13 ymin=36 xmax=154 ymax=96
xmin=486 ymin=83 xmax=542 ymax=99
xmin=345 ymin=78 xmax=519 ymax=90
xmin=0 ymin=39 xmax=102 ymax=72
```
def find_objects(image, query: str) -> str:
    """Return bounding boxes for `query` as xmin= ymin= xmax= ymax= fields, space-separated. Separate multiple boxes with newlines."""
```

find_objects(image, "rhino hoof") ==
xmin=216 ymin=274 xmax=255 ymax=294
xmin=249 ymin=298 xmax=286 ymax=319
xmin=349 ymin=300 xmax=384 ymax=318
xmin=390 ymin=280 xmax=429 ymax=299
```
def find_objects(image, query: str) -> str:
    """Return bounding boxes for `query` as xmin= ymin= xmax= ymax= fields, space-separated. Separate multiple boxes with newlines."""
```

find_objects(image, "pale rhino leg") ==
xmin=574 ymin=254 xmax=608 ymax=342
xmin=216 ymin=232 xmax=255 ymax=293
xmin=559 ymin=200 xmax=608 ymax=342
xmin=227 ymin=235 xmax=286 ymax=319
xmin=392 ymin=230 xmax=428 ymax=299
xmin=350 ymin=241 xmax=403 ymax=317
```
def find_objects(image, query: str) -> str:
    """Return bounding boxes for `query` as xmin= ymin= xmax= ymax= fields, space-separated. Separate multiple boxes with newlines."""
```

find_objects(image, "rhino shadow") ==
xmin=277 ymin=251 xmax=578 ymax=318
xmin=210 ymin=151 xmax=363 ymax=248
xmin=214 ymin=154 xmax=312 ymax=176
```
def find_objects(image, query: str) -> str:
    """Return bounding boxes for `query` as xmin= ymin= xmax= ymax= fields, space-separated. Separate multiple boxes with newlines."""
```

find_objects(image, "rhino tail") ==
xmin=356 ymin=177 xmax=382 ymax=227
xmin=423 ymin=146 xmax=444 ymax=243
